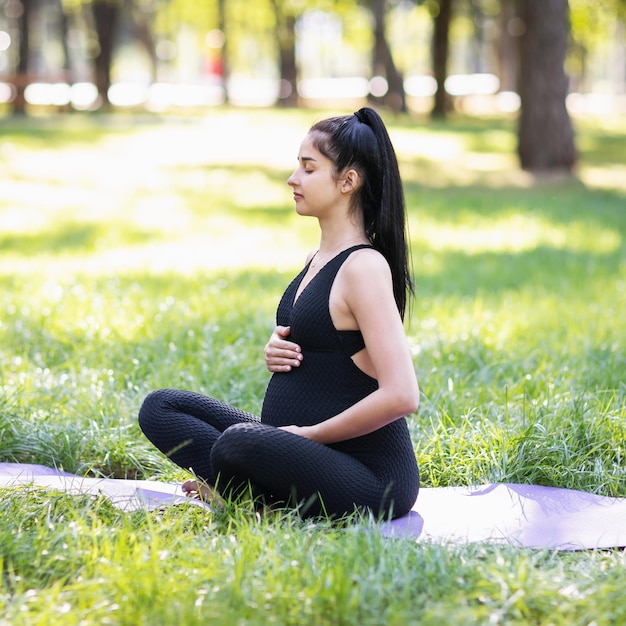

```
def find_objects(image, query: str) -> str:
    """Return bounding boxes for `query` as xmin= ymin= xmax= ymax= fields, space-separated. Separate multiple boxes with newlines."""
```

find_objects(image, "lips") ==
xmin=293 ymin=193 xmax=303 ymax=201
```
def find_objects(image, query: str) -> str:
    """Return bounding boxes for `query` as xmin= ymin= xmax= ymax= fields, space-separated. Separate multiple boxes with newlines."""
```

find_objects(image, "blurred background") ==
xmin=0 ymin=2 xmax=623 ymax=167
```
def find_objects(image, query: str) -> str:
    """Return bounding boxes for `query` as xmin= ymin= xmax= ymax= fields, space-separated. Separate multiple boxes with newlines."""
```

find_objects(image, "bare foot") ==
xmin=181 ymin=479 xmax=224 ymax=508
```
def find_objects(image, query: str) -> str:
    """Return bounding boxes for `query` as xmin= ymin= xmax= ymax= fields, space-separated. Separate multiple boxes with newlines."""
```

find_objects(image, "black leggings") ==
xmin=138 ymin=388 xmax=400 ymax=518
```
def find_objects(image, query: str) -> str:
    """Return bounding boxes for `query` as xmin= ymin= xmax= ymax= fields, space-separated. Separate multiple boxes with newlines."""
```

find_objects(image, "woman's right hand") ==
xmin=264 ymin=325 xmax=303 ymax=372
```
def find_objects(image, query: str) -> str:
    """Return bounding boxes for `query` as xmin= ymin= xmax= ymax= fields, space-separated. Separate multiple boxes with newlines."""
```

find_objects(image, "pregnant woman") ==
xmin=138 ymin=107 xmax=420 ymax=519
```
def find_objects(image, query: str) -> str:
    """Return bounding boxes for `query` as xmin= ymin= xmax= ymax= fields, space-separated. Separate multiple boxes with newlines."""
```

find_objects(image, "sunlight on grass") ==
xmin=393 ymin=128 xmax=466 ymax=161
xmin=0 ymin=113 xmax=324 ymax=277
xmin=579 ymin=164 xmax=626 ymax=191
xmin=394 ymin=128 xmax=526 ymax=188
xmin=414 ymin=213 xmax=621 ymax=256
xmin=2 ymin=111 xmax=623 ymax=281
xmin=1 ymin=110 xmax=625 ymax=626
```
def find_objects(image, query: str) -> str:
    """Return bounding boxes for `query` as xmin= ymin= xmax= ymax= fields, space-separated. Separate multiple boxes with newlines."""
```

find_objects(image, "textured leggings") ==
xmin=138 ymin=388 xmax=402 ymax=519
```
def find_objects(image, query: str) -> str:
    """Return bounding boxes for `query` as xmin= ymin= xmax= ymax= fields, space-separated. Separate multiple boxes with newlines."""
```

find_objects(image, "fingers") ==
xmin=270 ymin=327 xmax=300 ymax=352
xmin=264 ymin=325 xmax=303 ymax=372
xmin=267 ymin=363 xmax=298 ymax=373
xmin=269 ymin=345 xmax=302 ymax=360
xmin=265 ymin=349 xmax=303 ymax=372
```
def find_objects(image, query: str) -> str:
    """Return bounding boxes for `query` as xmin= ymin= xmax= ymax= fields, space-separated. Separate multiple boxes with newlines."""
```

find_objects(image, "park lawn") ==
xmin=0 ymin=107 xmax=625 ymax=625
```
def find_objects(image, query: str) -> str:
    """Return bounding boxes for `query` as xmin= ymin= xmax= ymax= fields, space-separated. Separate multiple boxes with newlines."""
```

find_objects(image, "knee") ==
xmin=210 ymin=422 xmax=261 ymax=473
xmin=137 ymin=389 xmax=171 ymax=432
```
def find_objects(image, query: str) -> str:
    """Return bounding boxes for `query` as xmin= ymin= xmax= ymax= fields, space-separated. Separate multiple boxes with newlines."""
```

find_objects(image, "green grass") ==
xmin=1 ymin=107 xmax=625 ymax=624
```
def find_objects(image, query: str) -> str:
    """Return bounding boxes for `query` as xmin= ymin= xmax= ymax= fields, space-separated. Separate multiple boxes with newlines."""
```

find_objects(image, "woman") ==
xmin=138 ymin=107 xmax=420 ymax=519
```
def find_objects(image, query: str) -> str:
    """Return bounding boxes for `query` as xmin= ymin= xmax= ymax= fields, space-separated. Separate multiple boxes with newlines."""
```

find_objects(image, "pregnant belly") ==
xmin=261 ymin=350 xmax=377 ymax=427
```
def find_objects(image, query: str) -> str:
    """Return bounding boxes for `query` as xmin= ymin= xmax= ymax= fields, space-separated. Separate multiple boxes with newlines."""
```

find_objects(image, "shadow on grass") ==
xmin=404 ymin=179 xmax=626 ymax=232
xmin=164 ymin=161 xmax=296 ymax=221
xmin=0 ymin=221 xmax=160 ymax=255
xmin=167 ymin=157 xmax=626 ymax=232
xmin=415 ymin=245 xmax=623 ymax=297
xmin=391 ymin=112 xmax=626 ymax=168
xmin=576 ymin=127 xmax=626 ymax=167
xmin=0 ymin=113 xmax=151 ymax=147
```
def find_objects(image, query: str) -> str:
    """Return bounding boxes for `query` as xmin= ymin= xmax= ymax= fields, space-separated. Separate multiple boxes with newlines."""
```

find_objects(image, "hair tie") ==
xmin=354 ymin=110 xmax=367 ymax=124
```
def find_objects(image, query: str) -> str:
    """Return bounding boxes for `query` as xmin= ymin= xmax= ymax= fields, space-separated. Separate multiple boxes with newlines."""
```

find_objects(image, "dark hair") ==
xmin=309 ymin=107 xmax=413 ymax=320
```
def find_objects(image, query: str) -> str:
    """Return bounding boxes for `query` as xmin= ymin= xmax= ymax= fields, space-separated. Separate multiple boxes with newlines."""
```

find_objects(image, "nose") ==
xmin=287 ymin=169 xmax=298 ymax=187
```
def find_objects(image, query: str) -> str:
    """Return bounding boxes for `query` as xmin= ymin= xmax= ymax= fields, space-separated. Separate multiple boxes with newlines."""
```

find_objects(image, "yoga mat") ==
xmin=0 ymin=463 xmax=204 ymax=512
xmin=379 ymin=483 xmax=626 ymax=550
xmin=2 ymin=463 xmax=625 ymax=550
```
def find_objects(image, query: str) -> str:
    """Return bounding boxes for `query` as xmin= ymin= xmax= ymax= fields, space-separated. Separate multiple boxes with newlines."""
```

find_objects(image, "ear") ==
xmin=340 ymin=168 xmax=361 ymax=195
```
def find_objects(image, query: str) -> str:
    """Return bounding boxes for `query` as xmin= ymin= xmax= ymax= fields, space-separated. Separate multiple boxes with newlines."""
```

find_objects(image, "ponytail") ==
xmin=309 ymin=107 xmax=413 ymax=319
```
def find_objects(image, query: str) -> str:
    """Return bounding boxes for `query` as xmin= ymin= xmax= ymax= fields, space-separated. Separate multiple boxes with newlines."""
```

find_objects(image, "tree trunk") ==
xmin=517 ymin=0 xmax=577 ymax=172
xmin=14 ymin=0 xmax=34 ymax=115
xmin=92 ymin=0 xmax=121 ymax=108
xmin=56 ymin=0 xmax=72 ymax=76
xmin=55 ymin=0 xmax=74 ymax=112
xmin=431 ymin=0 xmax=453 ymax=118
xmin=270 ymin=0 xmax=298 ymax=107
xmin=127 ymin=0 xmax=157 ymax=81
xmin=217 ymin=0 xmax=229 ymax=104
xmin=497 ymin=0 xmax=519 ymax=92
xmin=370 ymin=0 xmax=406 ymax=112
xmin=468 ymin=1 xmax=485 ymax=73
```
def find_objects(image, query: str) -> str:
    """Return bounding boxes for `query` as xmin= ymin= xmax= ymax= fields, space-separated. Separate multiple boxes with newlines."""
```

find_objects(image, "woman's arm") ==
xmin=280 ymin=249 xmax=419 ymax=444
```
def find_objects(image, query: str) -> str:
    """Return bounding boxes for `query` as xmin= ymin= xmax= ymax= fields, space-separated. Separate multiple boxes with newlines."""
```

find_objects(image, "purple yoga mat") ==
xmin=2 ymin=463 xmax=625 ymax=550
xmin=380 ymin=483 xmax=626 ymax=550
xmin=0 ymin=462 xmax=202 ymax=511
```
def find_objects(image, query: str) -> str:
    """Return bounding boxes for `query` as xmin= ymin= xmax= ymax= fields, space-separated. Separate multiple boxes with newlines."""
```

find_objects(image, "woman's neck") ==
xmin=318 ymin=233 xmax=368 ymax=253
xmin=317 ymin=214 xmax=368 ymax=254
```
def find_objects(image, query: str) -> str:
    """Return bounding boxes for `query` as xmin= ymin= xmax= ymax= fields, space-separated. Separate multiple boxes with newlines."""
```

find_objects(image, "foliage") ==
xmin=570 ymin=0 xmax=619 ymax=46
xmin=0 ymin=109 xmax=625 ymax=623
xmin=568 ymin=0 xmax=626 ymax=85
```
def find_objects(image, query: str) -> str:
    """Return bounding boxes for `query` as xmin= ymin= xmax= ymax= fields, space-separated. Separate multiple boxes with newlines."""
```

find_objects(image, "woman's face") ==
xmin=287 ymin=133 xmax=343 ymax=219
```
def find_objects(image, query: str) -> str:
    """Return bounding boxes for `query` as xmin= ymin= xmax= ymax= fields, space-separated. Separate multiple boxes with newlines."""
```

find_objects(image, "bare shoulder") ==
xmin=331 ymin=247 xmax=395 ymax=328
xmin=342 ymin=247 xmax=392 ymax=283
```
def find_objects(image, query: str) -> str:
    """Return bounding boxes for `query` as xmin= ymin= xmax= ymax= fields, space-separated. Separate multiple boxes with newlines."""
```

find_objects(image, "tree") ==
xmin=126 ymin=0 xmax=158 ymax=81
xmin=517 ymin=0 xmax=577 ymax=172
xmin=9 ymin=0 xmax=76 ymax=115
xmin=269 ymin=0 xmax=298 ymax=106
xmin=430 ymin=0 xmax=453 ymax=117
xmin=13 ymin=0 xmax=35 ymax=115
xmin=368 ymin=0 xmax=406 ymax=112
xmin=569 ymin=0 xmax=626 ymax=93
xmin=217 ymin=0 xmax=229 ymax=103
xmin=90 ymin=0 xmax=123 ymax=108
xmin=497 ymin=0 xmax=521 ymax=93
xmin=88 ymin=0 xmax=158 ymax=107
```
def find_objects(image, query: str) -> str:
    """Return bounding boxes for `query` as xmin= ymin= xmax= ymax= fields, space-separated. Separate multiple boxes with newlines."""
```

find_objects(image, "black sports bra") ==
xmin=338 ymin=329 xmax=366 ymax=356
